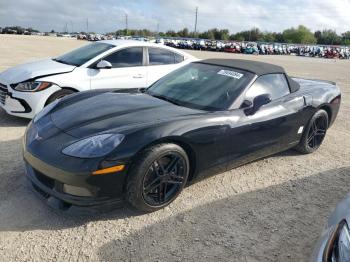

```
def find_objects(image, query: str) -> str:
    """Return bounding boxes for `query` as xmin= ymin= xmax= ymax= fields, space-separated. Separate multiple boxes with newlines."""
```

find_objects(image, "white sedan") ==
xmin=0 ymin=40 xmax=196 ymax=118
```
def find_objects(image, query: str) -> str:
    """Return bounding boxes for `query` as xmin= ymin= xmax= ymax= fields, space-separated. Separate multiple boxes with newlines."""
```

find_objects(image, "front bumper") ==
xmin=24 ymin=145 xmax=126 ymax=212
xmin=0 ymin=83 xmax=61 ymax=119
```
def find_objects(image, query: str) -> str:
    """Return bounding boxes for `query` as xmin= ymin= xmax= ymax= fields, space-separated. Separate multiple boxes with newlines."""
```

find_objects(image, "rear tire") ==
xmin=46 ymin=89 xmax=75 ymax=105
xmin=294 ymin=109 xmax=328 ymax=154
xmin=126 ymin=143 xmax=189 ymax=213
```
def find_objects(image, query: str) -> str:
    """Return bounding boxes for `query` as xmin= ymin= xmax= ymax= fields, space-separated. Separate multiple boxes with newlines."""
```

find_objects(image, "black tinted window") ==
xmin=148 ymin=47 xmax=183 ymax=65
xmin=104 ymin=47 xmax=143 ymax=68
xmin=245 ymin=74 xmax=290 ymax=101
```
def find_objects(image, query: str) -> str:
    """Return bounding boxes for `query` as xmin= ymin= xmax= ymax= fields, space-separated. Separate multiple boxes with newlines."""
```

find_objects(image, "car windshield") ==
xmin=146 ymin=63 xmax=254 ymax=111
xmin=54 ymin=42 xmax=114 ymax=66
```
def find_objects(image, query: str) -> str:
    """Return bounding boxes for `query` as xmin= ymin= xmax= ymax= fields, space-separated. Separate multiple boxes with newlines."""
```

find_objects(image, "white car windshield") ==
xmin=54 ymin=42 xmax=114 ymax=66
xmin=146 ymin=63 xmax=254 ymax=111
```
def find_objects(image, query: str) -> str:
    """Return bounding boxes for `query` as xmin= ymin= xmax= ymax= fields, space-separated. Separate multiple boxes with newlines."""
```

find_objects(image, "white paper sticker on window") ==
xmin=217 ymin=70 xmax=244 ymax=79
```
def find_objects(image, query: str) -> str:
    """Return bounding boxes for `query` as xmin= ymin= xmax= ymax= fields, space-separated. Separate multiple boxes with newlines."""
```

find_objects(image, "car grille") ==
xmin=0 ymin=83 xmax=8 ymax=105
xmin=34 ymin=169 xmax=55 ymax=189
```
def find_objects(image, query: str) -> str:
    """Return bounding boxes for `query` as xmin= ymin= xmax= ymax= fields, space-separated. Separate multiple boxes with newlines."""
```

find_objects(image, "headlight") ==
xmin=338 ymin=222 xmax=350 ymax=261
xmin=33 ymin=99 xmax=59 ymax=123
xmin=13 ymin=81 xmax=52 ymax=92
xmin=62 ymin=134 xmax=124 ymax=158
xmin=324 ymin=221 xmax=350 ymax=262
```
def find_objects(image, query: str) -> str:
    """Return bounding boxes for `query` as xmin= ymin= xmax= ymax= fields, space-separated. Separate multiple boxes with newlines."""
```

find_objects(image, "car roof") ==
xmin=197 ymin=59 xmax=285 ymax=76
xmin=98 ymin=39 xmax=168 ymax=48
xmin=97 ymin=40 xmax=194 ymax=58
xmin=197 ymin=58 xmax=300 ymax=92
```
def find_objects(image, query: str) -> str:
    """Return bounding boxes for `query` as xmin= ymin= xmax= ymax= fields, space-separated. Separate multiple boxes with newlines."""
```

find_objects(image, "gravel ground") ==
xmin=0 ymin=35 xmax=350 ymax=262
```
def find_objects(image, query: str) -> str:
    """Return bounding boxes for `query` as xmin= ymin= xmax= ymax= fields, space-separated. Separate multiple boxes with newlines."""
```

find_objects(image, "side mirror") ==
xmin=96 ymin=60 xmax=112 ymax=69
xmin=239 ymin=99 xmax=253 ymax=109
xmin=244 ymin=94 xmax=272 ymax=115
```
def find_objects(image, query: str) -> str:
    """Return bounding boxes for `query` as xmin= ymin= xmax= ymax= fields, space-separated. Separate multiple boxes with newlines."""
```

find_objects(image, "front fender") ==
xmin=107 ymin=117 xmax=228 ymax=175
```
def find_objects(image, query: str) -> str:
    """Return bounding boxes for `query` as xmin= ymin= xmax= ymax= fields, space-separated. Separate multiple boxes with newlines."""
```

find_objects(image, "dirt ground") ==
xmin=0 ymin=35 xmax=350 ymax=262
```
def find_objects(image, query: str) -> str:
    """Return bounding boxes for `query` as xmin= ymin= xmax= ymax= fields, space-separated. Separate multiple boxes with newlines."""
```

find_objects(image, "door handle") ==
xmin=133 ymin=74 xmax=144 ymax=78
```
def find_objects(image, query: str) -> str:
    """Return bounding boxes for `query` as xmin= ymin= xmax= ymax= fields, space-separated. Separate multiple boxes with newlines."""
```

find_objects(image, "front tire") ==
xmin=46 ymin=89 xmax=75 ymax=105
xmin=295 ymin=109 xmax=328 ymax=154
xmin=126 ymin=143 xmax=189 ymax=213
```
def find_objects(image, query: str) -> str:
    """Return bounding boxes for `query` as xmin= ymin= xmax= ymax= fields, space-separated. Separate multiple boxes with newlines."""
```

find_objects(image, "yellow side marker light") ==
xmin=92 ymin=165 xmax=125 ymax=175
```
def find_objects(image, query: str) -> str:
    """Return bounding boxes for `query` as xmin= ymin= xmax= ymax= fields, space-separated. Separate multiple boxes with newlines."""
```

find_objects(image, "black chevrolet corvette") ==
xmin=23 ymin=59 xmax=341 ymax=212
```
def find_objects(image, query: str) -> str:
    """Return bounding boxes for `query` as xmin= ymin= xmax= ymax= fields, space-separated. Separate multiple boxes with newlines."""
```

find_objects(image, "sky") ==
xmin=0 ymin=0 xmax=350 ymax=34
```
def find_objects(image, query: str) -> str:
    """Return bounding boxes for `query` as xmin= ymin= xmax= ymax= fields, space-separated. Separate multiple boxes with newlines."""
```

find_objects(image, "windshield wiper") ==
xmin=150 ymin=94 xmax=182 ymax=106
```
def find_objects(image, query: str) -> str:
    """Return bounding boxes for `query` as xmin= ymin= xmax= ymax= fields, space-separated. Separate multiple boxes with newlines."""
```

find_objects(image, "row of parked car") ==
xmin=77 ymin=33 xmax=115 ymax=41
xmin=76 ymin=34 xmax=350 ymax=59
xmin=164 ymin=39 xmax=350 ymax=59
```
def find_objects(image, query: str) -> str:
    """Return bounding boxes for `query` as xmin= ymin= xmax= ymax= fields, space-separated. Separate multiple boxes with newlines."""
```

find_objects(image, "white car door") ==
xmin=146 ymin=47 xmax=187 ymax=86
xmin=89 ymin=47 xmax=147 ymax=89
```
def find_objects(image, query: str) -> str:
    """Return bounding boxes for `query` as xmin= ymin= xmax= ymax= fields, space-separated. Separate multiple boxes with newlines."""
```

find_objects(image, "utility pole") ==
xmin=125 ymin=13 xmax=128 ymax=35
xmin=157 ymin=23 xmax=159 ymax=34
xmin=194 ymin=6 xmax=198 ymax=35
xmin=86 ymin=18 xmax=89 ymax=33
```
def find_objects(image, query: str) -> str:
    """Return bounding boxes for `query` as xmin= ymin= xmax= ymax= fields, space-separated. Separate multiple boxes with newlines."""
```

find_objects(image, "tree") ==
xmin=282 ymin=25 xmax=316 ymax=44
xmin=273 ymin=33 xmax=284 ymax=43
xmin=229 ymin=28 xmax=263 ymax=42
xmin=207 ymin=30 xmax=215 ymax=40
xmin=315 ymin=29 xmax=341 ymax=45
xmin=177 ymin=28 xmax=189 ymax=37
xmin=219 ymin=29 xmax=229 ymax=40
xmin=314 ymin=30 xmax=322 ymax=40
xmin=163 ymin=30 xmax=176 ymax=37
xmin=343 ymin=39 xmax=350 ymax=45
xmin=341 ymin=31 xmax=350 ymax=45
xmin=260 ymin=32 xmax=275 ymax=42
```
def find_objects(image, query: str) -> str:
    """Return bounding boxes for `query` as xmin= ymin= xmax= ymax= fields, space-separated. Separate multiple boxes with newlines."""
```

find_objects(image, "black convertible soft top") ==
xmin=198 ymin=59 xmax=284 ymax=75
xmin=197 ymin=59 xmax=300 ymax=93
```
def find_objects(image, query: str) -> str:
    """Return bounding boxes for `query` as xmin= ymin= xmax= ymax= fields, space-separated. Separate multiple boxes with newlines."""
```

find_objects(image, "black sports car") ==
xmin=23 ymin=59 xmax=341 ymax=212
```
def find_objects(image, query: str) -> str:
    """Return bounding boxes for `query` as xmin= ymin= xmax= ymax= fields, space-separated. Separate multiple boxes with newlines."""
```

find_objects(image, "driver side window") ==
xmin=245 ymin=74 xmax=290 ymax=101
xmin=104 ymin=47 xmax=143 ymax=68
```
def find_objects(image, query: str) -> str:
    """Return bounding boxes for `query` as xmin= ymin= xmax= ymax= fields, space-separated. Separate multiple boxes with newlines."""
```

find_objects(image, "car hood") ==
xmin=0 ymin=58 xmax=76 ymax=84
xmin=50 ymin=92 xmax=203 ymax=138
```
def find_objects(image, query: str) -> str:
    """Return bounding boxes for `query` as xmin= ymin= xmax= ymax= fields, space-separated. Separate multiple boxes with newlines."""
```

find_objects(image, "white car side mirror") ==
xmin=96 ymin=60 xmax=112 ymax=69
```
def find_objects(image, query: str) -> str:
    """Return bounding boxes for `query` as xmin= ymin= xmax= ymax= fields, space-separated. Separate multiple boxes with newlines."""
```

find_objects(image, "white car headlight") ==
xmin=14 ymin=81 xmax=52 ymax=92
xmin=62 ymin=134 xmax=125 ymax=158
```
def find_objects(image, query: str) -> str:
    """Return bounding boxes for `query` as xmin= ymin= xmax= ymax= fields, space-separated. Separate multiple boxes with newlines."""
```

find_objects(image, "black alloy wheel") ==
xmin=295 ymin=109 xmax=329 ymax=154
xmin=142 ymin=152 xmax=187 ymax=206
xmin=126 ymin=143 xmax=189 ymax=212
xmin=306 ymin=114 xmax=327 ymax=149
